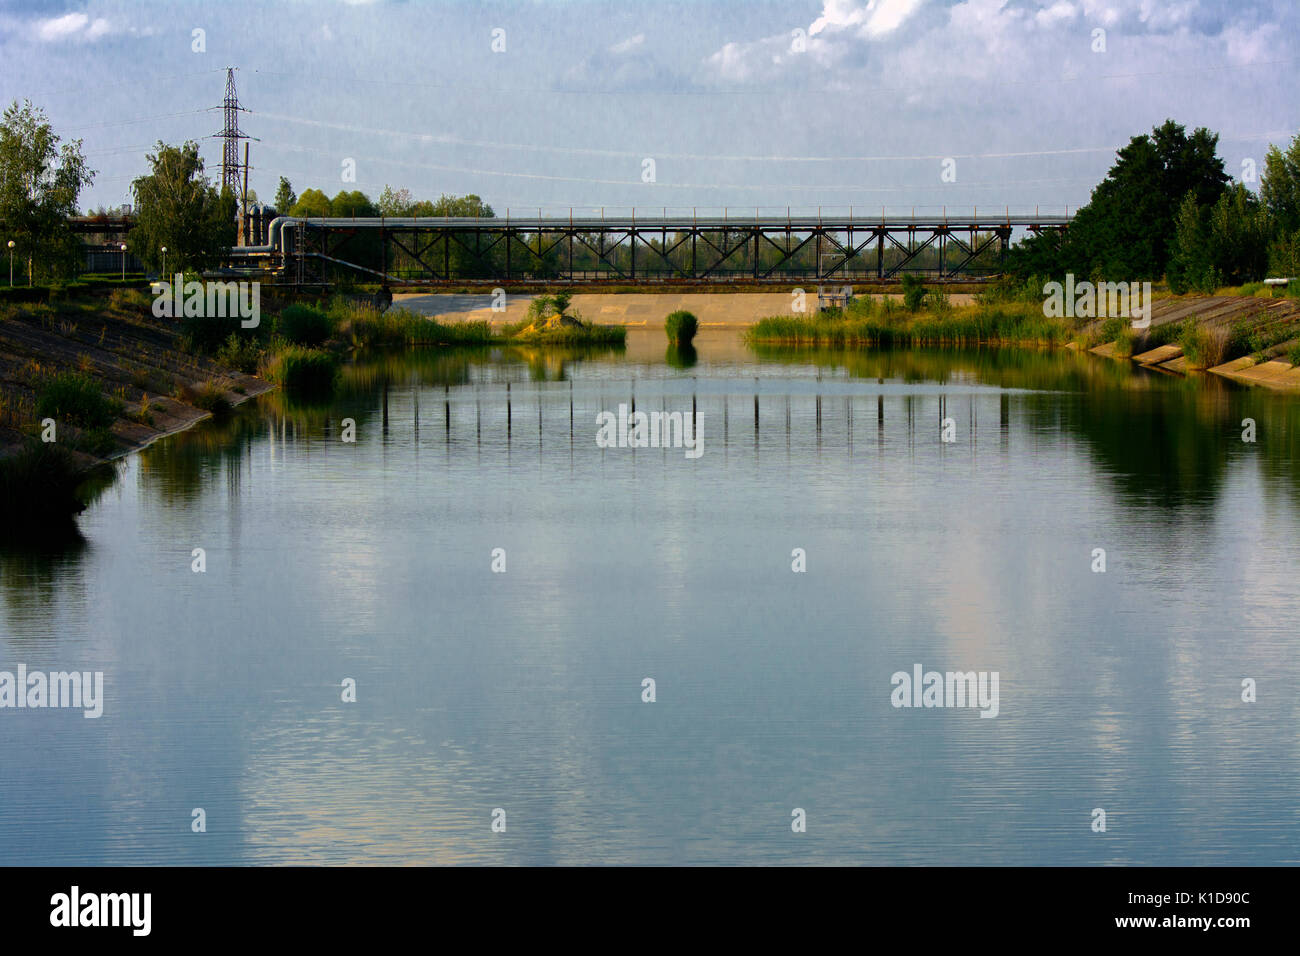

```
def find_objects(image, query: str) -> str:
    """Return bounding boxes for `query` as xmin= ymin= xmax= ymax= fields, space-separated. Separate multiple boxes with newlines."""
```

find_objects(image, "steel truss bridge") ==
xmin=262 ymin=211 xmax=1071 ymax=287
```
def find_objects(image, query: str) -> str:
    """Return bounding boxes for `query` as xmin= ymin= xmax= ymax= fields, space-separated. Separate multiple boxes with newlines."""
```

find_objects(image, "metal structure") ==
xmin=251 ymin=210 xmax=1071 ymax=287
xmin=209 ymin=67 xmax=251 ymax=200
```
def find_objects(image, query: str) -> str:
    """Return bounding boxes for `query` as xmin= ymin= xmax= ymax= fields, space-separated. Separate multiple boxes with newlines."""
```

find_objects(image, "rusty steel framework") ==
xmin=273 ymin=212 xmax=1071 ymax=287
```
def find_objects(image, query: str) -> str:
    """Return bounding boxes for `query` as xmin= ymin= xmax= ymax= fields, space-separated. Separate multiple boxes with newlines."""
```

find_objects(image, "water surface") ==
xmin=2 ymin=332 xmax=1298 ymax=865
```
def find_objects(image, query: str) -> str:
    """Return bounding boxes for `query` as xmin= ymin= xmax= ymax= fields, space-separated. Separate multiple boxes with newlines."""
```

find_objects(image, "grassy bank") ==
xmin=747 ymin=291 xmax=1073 ymax=348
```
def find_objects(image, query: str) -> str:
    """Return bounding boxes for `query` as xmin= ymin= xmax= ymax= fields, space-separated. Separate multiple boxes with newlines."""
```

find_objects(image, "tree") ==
xmin=0 ymin=100 xmax=95 ymax=283
xmin=288 ymin=188 xmax=331 ymax=218
xmin=1260 ymin=132 xmax=1300 ymax=276
xmin=1168 ymin=184 xmax=1269 ymax=292
xmin=1063 ymin=120 xmax=1228 ymax=281
xmin=377 ymin=185 xmax=414 ymax=217
xmin=273 ymin=176 xmax=296 ymax=214
xmin=128 ymin=141 xmax=236 ymax=274
xmin=330 ymin=190 xmax=376 ymax=217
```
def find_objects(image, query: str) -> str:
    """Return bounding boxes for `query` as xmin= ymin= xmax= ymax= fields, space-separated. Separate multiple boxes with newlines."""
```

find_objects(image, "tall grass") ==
xmin=665 ymin=310 xmax=699 ymax=345
xmin=1179 ymin=325 xmax=1231 ymax=369
xmin=35 ymin=372 xmax=122 ymax=429
xmin=262 ymin=346 xmax=340 ymax=396
xmin=0 ymin=441 xmax=88 ymax=530
xmin=747 ymin=299 xmax=1070 ymax=347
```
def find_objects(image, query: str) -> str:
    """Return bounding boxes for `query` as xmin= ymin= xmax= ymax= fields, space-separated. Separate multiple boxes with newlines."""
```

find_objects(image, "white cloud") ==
xmin=34 ymin=12 xmax=114 ymax=43
xmin=610 ymin=33 xmax=645 ymax=54
xmin=810 ymin=0 xmax=927 ymax=39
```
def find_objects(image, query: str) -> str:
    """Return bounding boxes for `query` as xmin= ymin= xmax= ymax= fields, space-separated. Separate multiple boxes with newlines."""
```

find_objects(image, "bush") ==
xmin=901 ymin=274 xmax=926 ymax=312
xmin=215 ymin=332 xmax=263 ymax=373
xmin=263 ymin=346 xmax=339 ymax=396
xmin=277 ymin=304 xmax=333 ymax=346
xmin=664 ymin=310 xmax=699 ymax=346
xmin=1288 ymin=342 xmax=1300 ymax=366
xmin=35 ymin=373 xmax=121 ymax=429
xmin=180 ymin=312 xmax=244 ymax=354
xmin=0 ymin=441 xmax=87 ymax=528
xmin=1180 ymin=325 xmax=1230 ymax=369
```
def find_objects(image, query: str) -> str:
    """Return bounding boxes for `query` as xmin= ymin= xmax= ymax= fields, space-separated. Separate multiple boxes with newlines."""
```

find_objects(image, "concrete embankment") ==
xmin=1088 ymin=295 xmax=1300 ymax=390
xmin=395 ymin=291 xmax=976 ymax=327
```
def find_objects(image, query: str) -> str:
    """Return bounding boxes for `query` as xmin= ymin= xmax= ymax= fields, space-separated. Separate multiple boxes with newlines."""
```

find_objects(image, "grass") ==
xmin=262 ymin=346 xmax=340 ymax=397
xmin=0 ymin=441 xmax=90 ymax=531
xmin=1179 ymin=325 xmax=1231 ymax=370
xmin=277 ymin=304 xmax=334 ymax=346
xmin=747 ymin=296 xmax=1071 ymax=348
xmin=665 ymin=310 xmax=698 ymax=346
xmin=35 ymin=372 xmax=122 ymax=429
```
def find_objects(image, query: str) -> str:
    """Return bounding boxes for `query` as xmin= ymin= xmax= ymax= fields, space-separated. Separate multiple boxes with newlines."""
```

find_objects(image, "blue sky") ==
xmin=1 ymin=0 xmax=1295 ymax=216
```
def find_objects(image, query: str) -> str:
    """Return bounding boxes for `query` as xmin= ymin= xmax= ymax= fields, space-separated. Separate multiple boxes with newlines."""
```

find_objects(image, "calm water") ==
xmin=2 ymin=331 xmax=1298 ymax=865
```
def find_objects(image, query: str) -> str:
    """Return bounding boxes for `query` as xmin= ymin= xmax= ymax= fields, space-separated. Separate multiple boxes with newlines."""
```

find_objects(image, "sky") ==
xmin=0 ymin=0 xmax=1296 ymax=218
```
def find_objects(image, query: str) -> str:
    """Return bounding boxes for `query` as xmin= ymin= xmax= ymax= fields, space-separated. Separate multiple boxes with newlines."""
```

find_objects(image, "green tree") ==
xmin=128 ymin=140 xmax=236 ymax=274
xmin=330 ymin=190 xmax=376 ymax=217
xmin=1260 ymin=131 xmax=1300 ymax=276
xmin=0 ymin=100 xmax=95 ymax=283
xmin=273 ymin=176 xmax=296 ymax=214
xmin=1169 ymin=184 xmax=1269 ymax=292
xmin=1064 ymin=120 xmax=1228 ymax=281
xmin=288 ymin=188 xmax=331 ymax=217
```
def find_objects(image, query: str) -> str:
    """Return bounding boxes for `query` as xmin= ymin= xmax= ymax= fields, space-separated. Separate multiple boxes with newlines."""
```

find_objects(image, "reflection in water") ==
xmin=1 ymin=335 xmax=1297 ymax=865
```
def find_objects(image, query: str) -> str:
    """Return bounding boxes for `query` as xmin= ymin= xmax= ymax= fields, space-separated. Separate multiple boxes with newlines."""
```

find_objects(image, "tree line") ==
xmin=1007 ymin=119 xmax=1300 ymax=291
xmin=3 ymin=99 xmax=1298 ymax=289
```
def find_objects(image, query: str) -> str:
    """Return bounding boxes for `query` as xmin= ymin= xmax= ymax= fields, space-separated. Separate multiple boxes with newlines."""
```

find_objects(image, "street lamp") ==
xmin=161 ymin=246 xmax=167 ymax=279
xmin=6 ymin=240 xmax=12 ymax=287
xmin=120 ymin=243 xmax=127 ymax=282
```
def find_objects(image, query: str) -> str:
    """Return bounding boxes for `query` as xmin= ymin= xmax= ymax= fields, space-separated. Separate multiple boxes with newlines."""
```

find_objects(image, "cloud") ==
xmin=810 ymin=0 xmax=927 ymax=39
xmin=34 ymin=12 xmax=114 ymax=43
xmin=610 ymin=33 xmax=645 ymax=54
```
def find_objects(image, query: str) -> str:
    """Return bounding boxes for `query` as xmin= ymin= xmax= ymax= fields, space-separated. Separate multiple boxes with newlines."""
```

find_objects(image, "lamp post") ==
xmin=120 ymin=243 xmax=127 ymax=282
xmin=6 ymin=240 xmax=12 ymax=287
xmin=161 ymin=246 xmax=167 ymax=280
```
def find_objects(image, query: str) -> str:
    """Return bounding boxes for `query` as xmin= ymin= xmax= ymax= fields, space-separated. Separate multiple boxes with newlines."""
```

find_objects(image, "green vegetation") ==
xmin=0 ymin=100 xmax=95 ymax=284
xmin=664 ymin=310 xmax=699 ymax=346
xmin=263 ymin=346 xmax=340 ymax=396
xmin=1179 ymin=325 xmax=1231 ymax=370
xmin=748 ymin=296 xmax=1070 ymax=348
xmin=128 ymin=141 xmax=237 ymax=275
xmin=901 ymin=274 xmax=926 ymax=312
xmin=1007 ymin=121 xmax=1300 ymax=291
xmin=0 ymin=441 xmax=90 ymax=531
xmin=35 ymin=372 xmax=121 ymax=429
xmin=277 ymin=304 xmax=333 ymax=346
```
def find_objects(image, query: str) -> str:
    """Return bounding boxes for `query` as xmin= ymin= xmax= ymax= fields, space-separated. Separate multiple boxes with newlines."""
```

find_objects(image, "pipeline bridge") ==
xmin=239 ymin=208 xmax=1071 ymax=287
xmin=61 ymin=208 xmax=1072 ymax=287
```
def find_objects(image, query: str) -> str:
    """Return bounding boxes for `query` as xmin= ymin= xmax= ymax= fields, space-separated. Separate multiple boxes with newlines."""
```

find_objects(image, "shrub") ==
xmin=192 ymin=382 xmax=232 ymax=415
xmin=35 ymin=373 xmax=121 ymax=429
xmin=1180 ymin=325 xmax=1230 ymax=369
xmin=901 ymin=274 xmax=926 ymax=312
xmin=277 ymin=303 xmax=334 ymax=346
xmin=180 ymin=312 xmax=244 ymax=354
xmin=1288 ymin=342 xmax=1300 ymax=366
xmin=1099 ymin=316 xmax=1126 ymax=343
xmin=0 ymin=441 xmax=87 ymax=528
xmin=215 ymin=332 xmax=263 ymax=373
xmin=263 ymin=346 xmax=339 ymax=396
xmin=664 ymin=310 xmax=699 ymax=346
